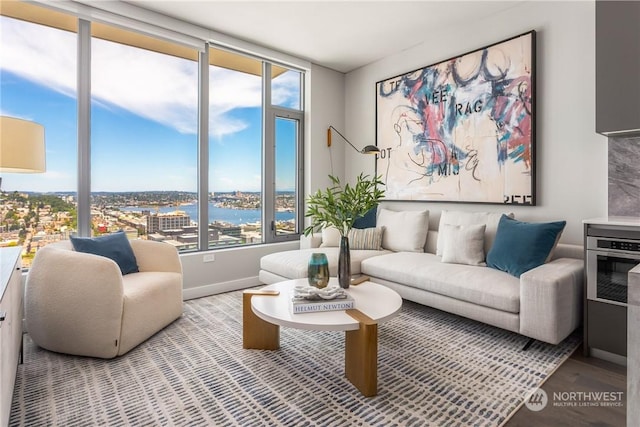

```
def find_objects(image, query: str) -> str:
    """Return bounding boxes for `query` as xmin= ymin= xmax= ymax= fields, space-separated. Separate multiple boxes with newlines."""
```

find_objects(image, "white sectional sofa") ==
xmin=259 ymin=209 xmax=584 ymax=345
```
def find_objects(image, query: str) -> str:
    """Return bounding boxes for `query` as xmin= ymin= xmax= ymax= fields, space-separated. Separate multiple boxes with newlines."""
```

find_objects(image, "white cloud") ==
xmin=272 ymin=70 xmax=302 ymax=109
xmin=92 ymin=37 xmax=199 ymax=134
xmin=209 ymin=67 xmax=261 ymax=138
xmin=0 ymin=109 xmax=35 ymax=121
xmin=0 ymin=18 xmax=77 ymax=98
xmin=1 ymin=17 xmax=298 ymax=139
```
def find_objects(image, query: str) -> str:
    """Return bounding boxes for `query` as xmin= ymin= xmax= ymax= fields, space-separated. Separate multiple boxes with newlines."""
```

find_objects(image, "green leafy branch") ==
xmin=303 ymin=173 xmax=385 ymax=237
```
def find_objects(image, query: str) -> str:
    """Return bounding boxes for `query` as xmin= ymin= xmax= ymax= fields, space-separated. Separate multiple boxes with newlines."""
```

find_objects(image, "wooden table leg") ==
xmin=243 ymin=290 xmax=280 ymax=350
xmin=345 ymin=309 xmax=378 ymax=397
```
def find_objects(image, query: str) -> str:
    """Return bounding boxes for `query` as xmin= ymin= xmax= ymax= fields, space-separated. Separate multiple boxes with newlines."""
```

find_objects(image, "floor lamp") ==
xmin=0 ymin=116 xmax=46 ymax=191
xmin=327 ymin=126 xmax=380 ymax=155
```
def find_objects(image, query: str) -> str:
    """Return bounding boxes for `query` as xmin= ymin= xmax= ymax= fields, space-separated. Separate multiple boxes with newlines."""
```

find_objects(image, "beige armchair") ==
xmin=25 ymin=239 xmax=183 ymax=358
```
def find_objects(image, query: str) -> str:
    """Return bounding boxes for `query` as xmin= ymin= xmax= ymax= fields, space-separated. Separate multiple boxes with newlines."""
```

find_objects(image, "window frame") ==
xmin=264 ymin=108 xmax=304 ymax=243
xmin=262 ymin=63 xmax=305 ymax=244
xmin=2 ymin=3 xmax=306 ymax=253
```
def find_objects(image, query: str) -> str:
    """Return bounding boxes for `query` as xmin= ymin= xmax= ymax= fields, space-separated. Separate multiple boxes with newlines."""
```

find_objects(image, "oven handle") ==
xmin=587 ymin=248 xmax=640 ymax=260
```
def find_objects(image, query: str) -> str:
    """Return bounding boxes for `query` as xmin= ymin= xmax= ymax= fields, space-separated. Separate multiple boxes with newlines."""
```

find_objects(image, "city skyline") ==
xmin=1 ymin=15 xmax=300 ymax=194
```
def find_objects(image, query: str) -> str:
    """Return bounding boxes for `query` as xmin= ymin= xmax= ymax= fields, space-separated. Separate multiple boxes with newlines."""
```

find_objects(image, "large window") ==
xmin=207 ymin=48 xmax=303 ymax=247
xmin=274 ymin=116 xmax=300 ymax=236
xmin=270 ymin=69 xmax=303 ymax=240
xmin=208 ymin=47 xmax=263 ymax=248
xmin=0 ymin=2 xmax=305 ymax=265
xmin=91 ymin=23 xmax=199 ymax=250
xmin=0 ymin=5 xmax=78 ymax=268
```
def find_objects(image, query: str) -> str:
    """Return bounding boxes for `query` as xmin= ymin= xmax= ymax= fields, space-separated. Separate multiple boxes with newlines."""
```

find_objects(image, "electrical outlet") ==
xmin=203 ymin=254 xmax=215 ymax=263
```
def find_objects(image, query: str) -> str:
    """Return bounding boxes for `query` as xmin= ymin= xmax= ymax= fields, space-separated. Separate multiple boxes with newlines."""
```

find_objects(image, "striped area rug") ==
xmin=10 ymin=289 xmax=580 ymax=426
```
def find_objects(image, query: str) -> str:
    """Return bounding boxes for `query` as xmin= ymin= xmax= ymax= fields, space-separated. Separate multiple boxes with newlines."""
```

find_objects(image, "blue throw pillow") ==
xmin=70 ymin=231 xmax=139 ymax=275
xmin=486 ymin=215 xmax=566 ymax=278
xmin=353 ymin=206 xmax=377 ymax=229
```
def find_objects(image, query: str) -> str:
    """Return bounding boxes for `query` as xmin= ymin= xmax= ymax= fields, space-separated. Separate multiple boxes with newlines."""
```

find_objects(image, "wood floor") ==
xmin=506 ymin=344 xmax=627 ymax=426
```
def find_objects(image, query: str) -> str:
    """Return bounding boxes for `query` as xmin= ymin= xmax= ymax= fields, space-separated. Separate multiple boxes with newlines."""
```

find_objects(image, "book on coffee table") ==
xmin=291 ymin=293 xmax=355 ymax=314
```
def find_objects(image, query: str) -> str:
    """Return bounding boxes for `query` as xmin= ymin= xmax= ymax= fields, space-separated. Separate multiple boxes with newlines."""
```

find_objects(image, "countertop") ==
xmin=583 ymin=216 xmax=640 ymax=227
xmin=0 ymin=247 xmax=22 ymax=301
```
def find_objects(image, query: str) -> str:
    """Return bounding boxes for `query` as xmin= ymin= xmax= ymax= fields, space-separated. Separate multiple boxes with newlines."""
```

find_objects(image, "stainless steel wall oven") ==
xmin=587 ymin=235 xmax=640 ymax=306
xmin=584 ymin=223 xmax=640 ymax=363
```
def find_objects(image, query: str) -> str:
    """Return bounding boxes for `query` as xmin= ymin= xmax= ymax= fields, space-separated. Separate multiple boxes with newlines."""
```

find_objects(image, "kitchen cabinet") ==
xmin=0 ymin=248 xmax=23 ymax=427
xmin=596 ymin=0 xmax=640 ymax=136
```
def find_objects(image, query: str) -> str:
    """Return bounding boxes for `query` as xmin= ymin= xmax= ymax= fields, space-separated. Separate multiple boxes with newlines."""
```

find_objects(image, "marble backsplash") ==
xmin=609 ymin=136 xmax=640 ymax=216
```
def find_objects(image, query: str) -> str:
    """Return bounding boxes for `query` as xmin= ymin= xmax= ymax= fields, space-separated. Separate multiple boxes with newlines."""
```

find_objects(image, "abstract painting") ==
xmin=376 ymin=31 xmax=536 ymax=204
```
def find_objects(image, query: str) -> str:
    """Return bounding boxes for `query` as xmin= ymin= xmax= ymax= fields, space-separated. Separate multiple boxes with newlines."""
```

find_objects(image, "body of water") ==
xmin=121 ymin=203 xmax=295 ymax=225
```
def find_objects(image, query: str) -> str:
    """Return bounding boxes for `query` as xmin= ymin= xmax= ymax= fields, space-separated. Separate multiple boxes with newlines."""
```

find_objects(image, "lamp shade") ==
xmin=360 ymin=145 xmax=380 ymax=155
xmin=0 ymin=116 xmax=46 ymax=173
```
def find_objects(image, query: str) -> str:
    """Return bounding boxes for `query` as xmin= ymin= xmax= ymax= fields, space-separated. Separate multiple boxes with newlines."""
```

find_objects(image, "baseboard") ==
xmin=589 ymin=347 xmax=628 ymax=366
xmin=182 ymin=276 xmax=261 ymax=300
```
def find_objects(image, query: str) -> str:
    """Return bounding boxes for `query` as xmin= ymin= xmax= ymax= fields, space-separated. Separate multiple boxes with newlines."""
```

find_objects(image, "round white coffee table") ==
xmin=242 ymin=278 xmax=403 ymax=396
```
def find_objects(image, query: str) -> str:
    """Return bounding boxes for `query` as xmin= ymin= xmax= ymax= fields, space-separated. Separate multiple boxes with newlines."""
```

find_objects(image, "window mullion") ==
xmin=262 ymin=62 xmax=275 ymax=243
xmin=198 ymin=47 xmax=210 ymax=251
xmin=77 ymin=18 xmax=91 ymax=237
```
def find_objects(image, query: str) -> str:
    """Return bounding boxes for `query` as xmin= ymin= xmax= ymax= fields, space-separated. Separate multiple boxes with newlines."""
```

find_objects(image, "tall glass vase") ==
xmin=338 ymin=235 xmax=351 ymax=289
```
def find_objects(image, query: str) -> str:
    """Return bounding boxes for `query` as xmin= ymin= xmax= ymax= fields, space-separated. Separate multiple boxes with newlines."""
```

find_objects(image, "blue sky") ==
xmin=1 ymin=16 xmax=299 ymax=193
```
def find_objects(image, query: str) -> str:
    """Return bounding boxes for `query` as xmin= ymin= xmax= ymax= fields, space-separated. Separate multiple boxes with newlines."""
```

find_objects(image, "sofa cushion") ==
xmin=377 ymin=208 xmax=429 ymax=252
xmin=70 ymin=231 xmax=139 ymax=275
xmin=361 ymin=252 xmax=520 ymax=313
xmin=487 ymin=215 xmax=567 ymax=278
xmin=120 ymin=271 xmax=183 ymax=355
xmin=436 ymin=210 xmax=514 ymax=256
xmin=353 ymin=206 xmax=378 ymax=229
xmin=319 ymin=227 xmax=341 ymax=248
xmin=440 ymin=223 xmax=486 ymax=266
xmin=348 ymin=227 xmax=384 ymax=250
xmin=260 ymin=247 xmax=390 ymax=280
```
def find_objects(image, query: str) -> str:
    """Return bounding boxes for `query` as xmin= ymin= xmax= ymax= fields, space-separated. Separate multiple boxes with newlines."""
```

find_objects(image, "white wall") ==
xmin=344 ymin=1 xmax=607 ymax=244
xmin=306 ymin=64 xmax=346 ymax=194
xmin=181 ymin=241 xmax=298 ymax=298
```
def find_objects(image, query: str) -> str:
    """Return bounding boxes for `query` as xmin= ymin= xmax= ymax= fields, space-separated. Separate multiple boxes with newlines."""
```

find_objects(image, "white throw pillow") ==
xmin=319 ymin=226 xmax=341 ymax=247
xmin=377 ymin=208 xmax=429 ymax=252
xmin=436 ymin=210 xmax=514 ymax=256
xmin=440 ymin=223 xmax=487 ymax=266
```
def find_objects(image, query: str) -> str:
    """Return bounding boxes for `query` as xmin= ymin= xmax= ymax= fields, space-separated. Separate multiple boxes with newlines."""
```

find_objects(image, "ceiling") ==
xmin=125 ymin=1 xmax=521 ymax=73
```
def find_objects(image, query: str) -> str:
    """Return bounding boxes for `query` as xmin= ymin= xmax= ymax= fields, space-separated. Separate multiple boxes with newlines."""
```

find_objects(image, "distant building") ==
xmin=242 ymin=231 xmax=261 ymax=244
xmin=161 ymin=239 xmax=195 ymax=251
xmin=209 ymin=235 xmax=242 ymax=248
xmin=177 ymin=233 xmax=198 ymax=244
xmin=242 ymin=222 xmax=260 ymax=232
xmin=176 ymin=229 xmax=220 ymax=244
xmin=148 ymin=233 xmax=169 ymax=242
xmin=155 ymin=228 xmax=183 ymax=240
xmin=210 ymin=221 xmax=242 ymax=239
xmin=147 ymin=211 xmax=191 ymax=233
